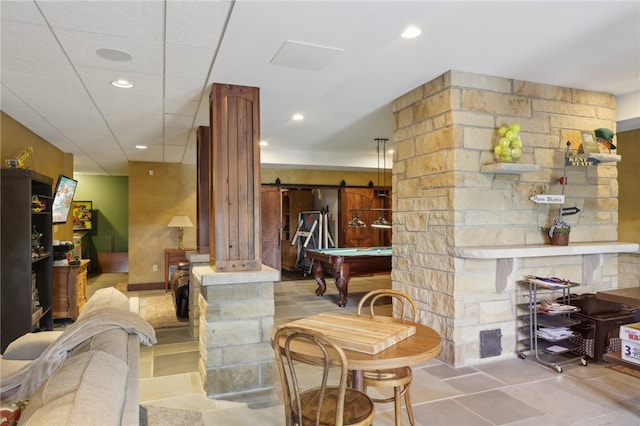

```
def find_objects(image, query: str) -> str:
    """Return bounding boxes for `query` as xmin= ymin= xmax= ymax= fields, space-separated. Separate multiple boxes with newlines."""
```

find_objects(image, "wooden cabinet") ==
xmin=1 ymin=169 xmax=53 ymax=352
xmin=281 ymin=189 xmax=313 ymax=271
xmin=165 ymin=249 xmax=193 ymax=291
xmin=52 ymin=259 xmax=89 ymax=320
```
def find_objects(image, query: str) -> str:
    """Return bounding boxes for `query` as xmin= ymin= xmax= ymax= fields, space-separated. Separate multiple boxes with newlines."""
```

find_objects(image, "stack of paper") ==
xmin=525 ymin=275 xmax=579 ymax=289
xmin=536 ymin=327 xmax=574 ymax=341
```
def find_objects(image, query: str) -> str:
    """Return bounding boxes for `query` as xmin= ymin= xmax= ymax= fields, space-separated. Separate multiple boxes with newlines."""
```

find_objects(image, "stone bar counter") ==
xmin=452 ymin=242 xmax=640 ymax=292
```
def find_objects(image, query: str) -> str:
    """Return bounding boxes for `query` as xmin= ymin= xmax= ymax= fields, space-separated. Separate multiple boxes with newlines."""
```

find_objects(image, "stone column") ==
xmin=192 ymin=265 xmax=278 ymax=398
xmin=391 ymin=70 xmax=619 ymax=366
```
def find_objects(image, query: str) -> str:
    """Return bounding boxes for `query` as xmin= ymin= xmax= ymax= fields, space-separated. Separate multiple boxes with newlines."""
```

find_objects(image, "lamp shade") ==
xmin=167 ymin=215 xmax=193 ymax=228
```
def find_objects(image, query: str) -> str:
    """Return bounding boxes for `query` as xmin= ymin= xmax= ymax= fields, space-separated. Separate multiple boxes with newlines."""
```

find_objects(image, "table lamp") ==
xmin=167 ymin=215 xmax=193 ymax=250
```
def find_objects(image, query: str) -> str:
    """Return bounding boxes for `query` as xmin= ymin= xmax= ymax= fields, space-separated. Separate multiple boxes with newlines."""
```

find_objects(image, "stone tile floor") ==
xmin=86 ymin=272 xmax=640 ymax=425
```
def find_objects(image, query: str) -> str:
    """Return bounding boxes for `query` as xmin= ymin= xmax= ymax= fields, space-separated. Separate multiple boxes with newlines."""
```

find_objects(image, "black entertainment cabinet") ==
xmin=1 ymin=169 xmax=54 ymax=352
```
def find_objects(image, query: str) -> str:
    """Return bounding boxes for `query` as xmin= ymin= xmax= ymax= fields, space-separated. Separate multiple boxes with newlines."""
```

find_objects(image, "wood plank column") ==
xmin=209 ymin=83 xmax=262 ymax=272
xmin=199 ymin=83 xmax=276 ymax=398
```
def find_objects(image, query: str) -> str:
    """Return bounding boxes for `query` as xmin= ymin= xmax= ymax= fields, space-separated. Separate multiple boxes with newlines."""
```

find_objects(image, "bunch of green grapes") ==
xmin=494 ymin=123 xmax=522 ymax=162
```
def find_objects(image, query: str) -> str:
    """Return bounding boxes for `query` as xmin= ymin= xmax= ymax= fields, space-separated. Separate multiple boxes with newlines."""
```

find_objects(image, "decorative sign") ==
xmin=579 ymin=131 xmax=600 ymax=154
xmin=566 ymin=156 xmax=598 ymax=166
xmin=530 ymin=195 xmax=565 ymax=204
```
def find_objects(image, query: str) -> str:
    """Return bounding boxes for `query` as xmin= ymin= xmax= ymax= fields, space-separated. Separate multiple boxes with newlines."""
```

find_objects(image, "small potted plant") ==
xmin=547 ymin=216 xmax=571 ymax=246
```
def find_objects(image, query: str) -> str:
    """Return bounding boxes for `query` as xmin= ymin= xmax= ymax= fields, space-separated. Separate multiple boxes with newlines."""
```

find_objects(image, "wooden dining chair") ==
xmin=356 ymin=289 xmax=418 ymax=426
xmin=273 ymin=325 xmax=375 ymax=426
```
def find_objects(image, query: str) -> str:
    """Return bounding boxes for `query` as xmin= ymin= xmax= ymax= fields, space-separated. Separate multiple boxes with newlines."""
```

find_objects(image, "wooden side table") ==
xmin=52 ymin=259 xmax=90 ymax=320
xmin=164 ymin=249 xmax=193 ymax=292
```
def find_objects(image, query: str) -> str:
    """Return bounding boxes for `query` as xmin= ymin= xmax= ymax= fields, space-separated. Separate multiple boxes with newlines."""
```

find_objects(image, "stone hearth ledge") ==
xmin=451 ymin=242 xmax=640 ymax=292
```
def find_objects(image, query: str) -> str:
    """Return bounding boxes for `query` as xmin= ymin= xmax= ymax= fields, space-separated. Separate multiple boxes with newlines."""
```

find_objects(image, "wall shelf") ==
xmin=480 ymin=163 xmax=540 ymax=174
xmin=451 ymin=242 xmax=639 ymax=293
xmin=451 ymin=242 xmax=638 ymax=259
xmin=566 ymin=153 xmax=621 ymax=166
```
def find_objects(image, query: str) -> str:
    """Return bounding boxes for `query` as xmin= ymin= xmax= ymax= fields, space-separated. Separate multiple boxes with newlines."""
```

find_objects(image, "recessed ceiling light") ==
xmin=135 ymin=145 xmax=147 ymax=150
xmin=401 ymin=26 xmax=422 ymax=39
xmin=259 ymin=141 xmax=268 ymax=146
xmin=96 ymin=48 xmax=132 ymax=62
xmin=111 ymin=79 xmax=133 ymax=89
xmin=292 ymin=113 xmax=304 ymax=121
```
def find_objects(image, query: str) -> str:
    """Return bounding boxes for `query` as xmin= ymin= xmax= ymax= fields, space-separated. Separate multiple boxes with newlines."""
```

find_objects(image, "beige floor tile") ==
xmin=80 ymin=272 xmax=640 ymax=424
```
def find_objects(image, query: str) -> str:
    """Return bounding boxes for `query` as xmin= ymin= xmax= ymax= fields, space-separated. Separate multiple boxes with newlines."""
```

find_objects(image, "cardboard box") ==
xmin=621 ymin=339 xmax=640 ymax=365
xmin=619 ymin=323 xmax=640 ymax=342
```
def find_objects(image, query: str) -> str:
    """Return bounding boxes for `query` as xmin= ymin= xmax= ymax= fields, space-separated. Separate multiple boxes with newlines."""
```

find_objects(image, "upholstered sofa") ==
xmin=0 ymin=287 xmax=155 ymax=425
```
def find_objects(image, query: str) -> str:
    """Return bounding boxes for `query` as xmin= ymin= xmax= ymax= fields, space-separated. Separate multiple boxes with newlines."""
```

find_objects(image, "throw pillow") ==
xmin=0 ymin=400 xmax=28 ymax=426
xmin=77 ymin=287 xmax=129 ymax=321
xmin=1 ymin=332 xmax=63 ymax=360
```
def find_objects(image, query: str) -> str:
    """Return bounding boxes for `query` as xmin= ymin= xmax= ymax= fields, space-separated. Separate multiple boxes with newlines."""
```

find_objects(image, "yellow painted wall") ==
xmin=128 ymin=161 xmax=385 ymax=285
xmin=617 ymin=128 xmax=640 ymax=244
xmin=128 ymin=161 xmax=197 ymax=285
xmin=1 ymin=112 xmax=74 ymax=242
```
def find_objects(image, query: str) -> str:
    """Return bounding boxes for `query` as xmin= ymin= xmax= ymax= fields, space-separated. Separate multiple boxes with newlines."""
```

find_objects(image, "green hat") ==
xmin=594 ymin=128 xmax=616 ymax=149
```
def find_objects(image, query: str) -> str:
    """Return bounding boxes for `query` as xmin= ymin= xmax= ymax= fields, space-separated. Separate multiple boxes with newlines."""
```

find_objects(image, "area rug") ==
xmin=141 ymin=293 xmax=189 ymax=329
xmin=115 ymin=282 xmax=128 ymax=292
xmin=140 ymin=404 xmax=203 ymax=426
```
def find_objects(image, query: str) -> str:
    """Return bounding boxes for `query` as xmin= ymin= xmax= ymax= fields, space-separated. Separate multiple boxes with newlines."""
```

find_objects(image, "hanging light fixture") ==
xmin=347 ymin=138 xmax=392 ymax=228
xmin=347 ymin=210 xmax=367 ymax=227
xmin=371 ymin=138 xmax=392 ymax=229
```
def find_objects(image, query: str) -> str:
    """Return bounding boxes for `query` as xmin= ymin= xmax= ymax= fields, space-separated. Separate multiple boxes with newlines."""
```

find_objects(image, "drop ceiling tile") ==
xmin=165 ymin=44 xmax=215 ymax=79
xmin=164 ymin=114 xmax=194 ymax=129
xmin=76 ymin=67 xmax=163 ymax=98
xmin=38 ymin=1 xmax=164 ymax=41
xmin=1 ymin=1 xmax=47 ymax=25
xmin=55 ymin=29 xmax=164 ymax=73
xmin=113 ymin=128 xmax=164 ymax=146
xmin=165 ymin=0 xmax=230 ymax=48
xmin=1 ymin=22 xmax=70 ymax=65
xmin=163 ymin=130 xmax=190 ymax=146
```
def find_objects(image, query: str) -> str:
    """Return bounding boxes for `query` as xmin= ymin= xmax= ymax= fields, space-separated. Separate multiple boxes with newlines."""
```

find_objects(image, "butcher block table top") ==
xmin=285 ymin=312 xmax=416 ymax=354
xmin=274 ymin=313 xmax=442 ymax=391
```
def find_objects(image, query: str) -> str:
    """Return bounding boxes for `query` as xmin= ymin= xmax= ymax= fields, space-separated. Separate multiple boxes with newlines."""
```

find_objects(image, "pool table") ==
xmin=305 ymin=247 xmax=392 ymax=307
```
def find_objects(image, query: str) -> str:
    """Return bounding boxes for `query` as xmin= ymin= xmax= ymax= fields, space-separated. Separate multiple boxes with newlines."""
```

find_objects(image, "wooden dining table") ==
xmin=273 ymin=312 xmax=442 ymax=391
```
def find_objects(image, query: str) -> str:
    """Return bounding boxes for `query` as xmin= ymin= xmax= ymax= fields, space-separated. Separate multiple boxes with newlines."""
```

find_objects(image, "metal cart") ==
xmin=518 ymin=277 xmax=588 ymax=373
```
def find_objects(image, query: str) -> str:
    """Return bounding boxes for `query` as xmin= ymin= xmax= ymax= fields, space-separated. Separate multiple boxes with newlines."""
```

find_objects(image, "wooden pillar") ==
xmin=196 ymin=125 xmax=210 ymax=254
xmin=209 ymin=83 xmax=262 ymax=272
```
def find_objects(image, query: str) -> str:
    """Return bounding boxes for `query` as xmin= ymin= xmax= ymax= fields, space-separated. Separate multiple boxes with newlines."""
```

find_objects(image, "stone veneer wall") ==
xmin=619 ymin=253 xmax=640 ymax=289
xmin=391 ymin=70 xmax=622 ymax=366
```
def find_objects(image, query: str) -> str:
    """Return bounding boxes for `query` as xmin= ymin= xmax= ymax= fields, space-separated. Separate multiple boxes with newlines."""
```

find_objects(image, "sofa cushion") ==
xmin=1 ymin=332 xmax=64 ymax=360
xmin=69 ymin=329 xmax=129 ymax=362
xmin=0 ymin=360 xmax=31 ymax=381
xmin=19 ymin=350 xmax=129 ymax=425
xmin=77 ymin=287 xmax=129 ymax=321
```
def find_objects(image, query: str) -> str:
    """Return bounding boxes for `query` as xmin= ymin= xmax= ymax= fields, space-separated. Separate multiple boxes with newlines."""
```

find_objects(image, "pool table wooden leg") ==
xmin=313 ymin=261 xmax=327 ymax=296
xmin=334 ymin=259 xmax=350 ymax=307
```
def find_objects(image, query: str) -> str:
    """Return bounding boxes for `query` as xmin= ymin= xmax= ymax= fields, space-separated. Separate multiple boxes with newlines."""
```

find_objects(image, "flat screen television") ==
xmin=51 ymin=175 xmax=78 ymax=224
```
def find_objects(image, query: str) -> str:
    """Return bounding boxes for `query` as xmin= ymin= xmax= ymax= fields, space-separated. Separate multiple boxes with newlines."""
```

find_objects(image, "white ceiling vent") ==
xmin=270 ymin=40 xmax=343 ymax=71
